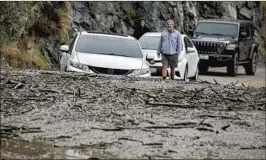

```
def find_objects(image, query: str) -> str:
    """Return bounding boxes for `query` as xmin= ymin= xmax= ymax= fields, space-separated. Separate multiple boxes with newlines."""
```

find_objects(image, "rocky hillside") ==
xmin=0 ymin=1 xmax=264 ymax=69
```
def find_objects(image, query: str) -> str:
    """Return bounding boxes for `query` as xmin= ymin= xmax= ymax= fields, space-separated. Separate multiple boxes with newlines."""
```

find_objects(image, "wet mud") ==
xmin=1 ymin=70 xmax=265 ymax=159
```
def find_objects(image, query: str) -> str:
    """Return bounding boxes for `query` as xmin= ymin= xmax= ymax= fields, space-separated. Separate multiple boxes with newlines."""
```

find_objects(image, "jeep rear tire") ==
xmin=227 ymin=52 xmax=238 ymax=77
xmin=199 ymin=63 xmax=209 ymax=75
xmin=244 ymin=52 xmax=257 ymax=75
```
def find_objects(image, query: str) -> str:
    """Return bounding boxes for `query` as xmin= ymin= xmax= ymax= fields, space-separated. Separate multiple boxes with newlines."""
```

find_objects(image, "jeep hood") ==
xmin=193 ymin=35 xmax=237 ymax=44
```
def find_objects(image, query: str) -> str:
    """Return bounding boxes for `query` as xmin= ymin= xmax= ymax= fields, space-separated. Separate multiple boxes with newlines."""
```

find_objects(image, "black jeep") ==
xmin=190 ymin=19 xmax=258 ymax=76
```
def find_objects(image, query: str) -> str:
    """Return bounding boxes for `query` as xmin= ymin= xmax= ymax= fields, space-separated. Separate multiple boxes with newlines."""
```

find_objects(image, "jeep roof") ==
xmin=198 ymin=19 xmax=254 ymax=26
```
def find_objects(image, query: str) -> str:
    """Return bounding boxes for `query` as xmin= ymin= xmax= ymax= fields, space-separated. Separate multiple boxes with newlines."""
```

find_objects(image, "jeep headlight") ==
xmin=70 ymin=61 xmax=90 ymax=71
xmin=131 ymin=68 xmax=150 ymax=76
xmin=226 ymin=44 xmax=236 ymax=50
xmin=217 ymin=43 xmax=226 ymax=54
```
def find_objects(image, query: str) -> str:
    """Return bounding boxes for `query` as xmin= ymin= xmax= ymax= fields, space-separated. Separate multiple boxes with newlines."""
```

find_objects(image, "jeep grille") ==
xmin=192 ymin=41 xmax=225 ymax=54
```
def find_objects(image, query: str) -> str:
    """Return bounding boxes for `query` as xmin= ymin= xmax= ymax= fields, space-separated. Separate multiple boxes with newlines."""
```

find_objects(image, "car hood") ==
xmin=192 ymin=35 xmax=237 ymax=44
xmin=142 ymin=49 xmax=161 ymax=60
xmin=75 ymin=52 xmax=143 ymax=70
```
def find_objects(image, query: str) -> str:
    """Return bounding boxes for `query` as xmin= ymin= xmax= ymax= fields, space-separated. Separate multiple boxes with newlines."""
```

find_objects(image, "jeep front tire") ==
xmin=199 ymin=63 xmax=209 ymax=75
xmin=244 ymin=52 xmax=257 ymax=75
xmin=227 ymin=52 xmax=238 ymax=77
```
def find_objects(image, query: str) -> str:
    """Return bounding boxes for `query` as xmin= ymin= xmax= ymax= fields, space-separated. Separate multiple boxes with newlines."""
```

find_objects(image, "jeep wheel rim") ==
xmin=252 ymin=53 xmax=257 ymax=73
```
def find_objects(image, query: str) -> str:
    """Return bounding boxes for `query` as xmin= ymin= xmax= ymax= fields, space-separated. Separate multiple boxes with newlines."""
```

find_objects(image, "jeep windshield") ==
xmin=75 ymin=35 xmax=143 ymax=58
xmin=139 ymin=35 xmax=161 ymax=50
xmin=195 ymin=22 xmax=238 ymax=37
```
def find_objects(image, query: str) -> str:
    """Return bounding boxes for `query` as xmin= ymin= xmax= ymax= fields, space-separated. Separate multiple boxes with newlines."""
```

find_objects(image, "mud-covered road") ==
xmin=1 ymin=69 xmax=265 ymax=159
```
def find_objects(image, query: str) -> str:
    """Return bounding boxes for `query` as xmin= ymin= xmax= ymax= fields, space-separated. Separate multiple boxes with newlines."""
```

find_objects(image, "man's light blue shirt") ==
xmin=157 ymin=29 xmax=182 ymax=55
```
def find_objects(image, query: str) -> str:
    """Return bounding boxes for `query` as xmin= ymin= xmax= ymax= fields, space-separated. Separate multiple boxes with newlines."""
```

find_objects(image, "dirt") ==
xmin=1 ymin=69 xmax=265 ymax=159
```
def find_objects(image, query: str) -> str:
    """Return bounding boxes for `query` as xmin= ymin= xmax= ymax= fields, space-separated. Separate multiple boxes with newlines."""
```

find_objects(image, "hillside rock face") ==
xmin=0 ymin=1 xmax=262 ymax=69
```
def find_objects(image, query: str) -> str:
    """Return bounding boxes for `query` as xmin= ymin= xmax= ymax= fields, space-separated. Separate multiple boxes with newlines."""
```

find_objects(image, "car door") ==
xmin=184 ymin=36 xmax=198 ymax=77
xmin=238 ymin=25 xmax=250 ymax=61
xmin=245 ymin=25 xmax=253 ymax=59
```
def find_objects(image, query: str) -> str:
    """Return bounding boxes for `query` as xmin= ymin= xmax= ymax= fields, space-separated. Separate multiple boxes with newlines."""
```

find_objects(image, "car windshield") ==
xmin=139 ymin=35 xmax=161 ymax=50
xmin=195 ymin=22 xmax=238 ymax=37
xmin=75 ymin=35 xmax=143 ymax=58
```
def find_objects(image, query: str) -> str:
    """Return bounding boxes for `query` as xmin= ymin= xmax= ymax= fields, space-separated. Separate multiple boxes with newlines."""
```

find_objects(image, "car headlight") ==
xmin=131 ymin=68 xmax=150 ymax=76
xmin=178 ymin=57 xmax=183 ymax=63
xmin=70 ymin=61 xmax=90 ymax=71
xmin=226 ymin=44 xmax=236 ymax=50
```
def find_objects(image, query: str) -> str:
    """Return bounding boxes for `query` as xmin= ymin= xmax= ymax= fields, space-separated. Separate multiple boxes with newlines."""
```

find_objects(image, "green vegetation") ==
xmin=0 ymin=2 xmax=71 ymax=69
xmin=258 ymin=2 xmax=266 ymax=61
xmin=121 ymin=5 xmax=134 ymax=18
xmin=56 ymin=2 xmax=71 ymax=44
xmin=0 ymin=42 xmax=48 ymax=69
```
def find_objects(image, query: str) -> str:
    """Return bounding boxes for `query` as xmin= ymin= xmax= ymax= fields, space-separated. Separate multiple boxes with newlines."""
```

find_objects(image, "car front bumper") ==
xmin=149 ymin=59 xmax=186 ymax=79
xmin=67 ymin=65 xmax=150 ymax=77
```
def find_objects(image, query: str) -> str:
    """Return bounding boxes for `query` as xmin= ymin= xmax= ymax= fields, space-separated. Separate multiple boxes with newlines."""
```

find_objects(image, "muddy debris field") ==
xmin=1 ymin=70 xmax=265 ymax=159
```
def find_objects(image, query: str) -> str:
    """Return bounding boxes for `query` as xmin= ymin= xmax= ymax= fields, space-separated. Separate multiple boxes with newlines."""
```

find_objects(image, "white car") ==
xmin=138 ymin=32 xmax=199 ymax=81
xmin=60 ymin=32 xmax=151 ymax=77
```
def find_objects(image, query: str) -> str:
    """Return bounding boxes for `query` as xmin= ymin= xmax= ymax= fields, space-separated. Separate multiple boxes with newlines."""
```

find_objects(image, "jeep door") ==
xmin=238 ymin=25 xmax=250 ymax=61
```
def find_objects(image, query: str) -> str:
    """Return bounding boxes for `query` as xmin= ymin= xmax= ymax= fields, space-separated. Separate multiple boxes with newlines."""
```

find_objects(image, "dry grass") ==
xmin=0 ymin=42 xmax=48 ymax=69
xmin=258 ymin=2 xmax=266 ymax=61
xmin=56 ymin=2 xmax=71 ymax=44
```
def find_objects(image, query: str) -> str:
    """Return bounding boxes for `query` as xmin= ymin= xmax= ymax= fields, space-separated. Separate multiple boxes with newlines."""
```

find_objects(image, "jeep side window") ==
xmin=250 ymin=25 xmax=254 ymax=37
xmin=239 ymin=26 xmax=246 ymax=38
xmin=245 ymin=25 xmax=251 ymax=38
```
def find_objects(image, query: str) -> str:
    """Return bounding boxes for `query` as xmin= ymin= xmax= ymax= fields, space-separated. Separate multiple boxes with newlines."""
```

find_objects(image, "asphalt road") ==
xmin=198 ymin=63 xmax=266 ymax=87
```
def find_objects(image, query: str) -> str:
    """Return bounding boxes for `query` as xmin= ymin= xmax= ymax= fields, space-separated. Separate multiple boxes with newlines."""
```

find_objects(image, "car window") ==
xmin=139 ymin=35 xmax=161 ymax=50
xmin=184 ymin=37 xmax=188 ymax=52
xmin=239 ymin=26 xmax=247 ymax=38
xmin=75 ymin=35 xmax=143 ymax=58
xmin=245 ymin=25 xmax=251 ymax=38
xmin=69 ymin=35 xmax=77 ymax=53
xmin=184 ymin=37 xmax=194 ymax=48
xmin=250 ymin=25 xmax=254 ymax=37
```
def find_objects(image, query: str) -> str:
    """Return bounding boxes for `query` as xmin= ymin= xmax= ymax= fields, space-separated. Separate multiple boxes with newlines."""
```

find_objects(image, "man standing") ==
xmin=157 ymin=19 xmax=182 ymax=80
xmin=133 ymin=19 xmax=150 ymax=40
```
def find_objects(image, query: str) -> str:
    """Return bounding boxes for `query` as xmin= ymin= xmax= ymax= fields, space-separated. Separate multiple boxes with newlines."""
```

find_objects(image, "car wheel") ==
xmin=183 ymin=65 xmax=188 ymax=81
xmin=199 ymin=63 xmax=208 ymax=75
xmin=190 ymin=65 xmax=199 ymax=81
xmin=244 ymin=52 xmax=257 ymax=75
xmin=227 ymin=52 xmax=238 ymax=77
xmin=156 ymin=68 xmax=162 ymax=76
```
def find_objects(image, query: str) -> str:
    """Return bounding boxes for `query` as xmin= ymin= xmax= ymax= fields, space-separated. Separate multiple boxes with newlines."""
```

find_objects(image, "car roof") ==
xmin=79 ymin=31 xmax=136 ymax=40
xmin=198 ymin=19 xmax=253 ymax=25
xmin=141 ymin=32 xmax=187 ymax=38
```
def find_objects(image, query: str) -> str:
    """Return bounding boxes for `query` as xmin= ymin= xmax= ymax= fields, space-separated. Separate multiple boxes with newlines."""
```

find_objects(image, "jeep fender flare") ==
xmin=248 ymin=44 xmax=258 ymax=59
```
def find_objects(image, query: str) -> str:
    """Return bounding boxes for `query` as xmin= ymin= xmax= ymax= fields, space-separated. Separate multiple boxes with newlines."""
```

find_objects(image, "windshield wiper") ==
xmin=106 ymin=53 xmax=132 ymax=57
xmin=209 ymin=33 xmax=224 ymax=36
xmin=195 ymin=32 xmax=210 ymax=35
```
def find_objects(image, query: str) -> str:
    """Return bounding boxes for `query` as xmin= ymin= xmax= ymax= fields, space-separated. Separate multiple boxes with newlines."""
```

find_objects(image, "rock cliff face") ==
xmin=0 ymin=1 xmax=263 ymax=69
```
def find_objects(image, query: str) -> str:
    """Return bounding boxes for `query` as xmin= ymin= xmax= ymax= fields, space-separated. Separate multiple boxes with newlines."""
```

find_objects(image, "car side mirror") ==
xmin=146 ymin=53 xmax=155 ymax=60
xmin=239 ymin=32 xmax=247 ymax=39
xmin=60 ymin=45 xmax=69 ymax=52
xmin=187 ymin=47 xmax=196 ymax=53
